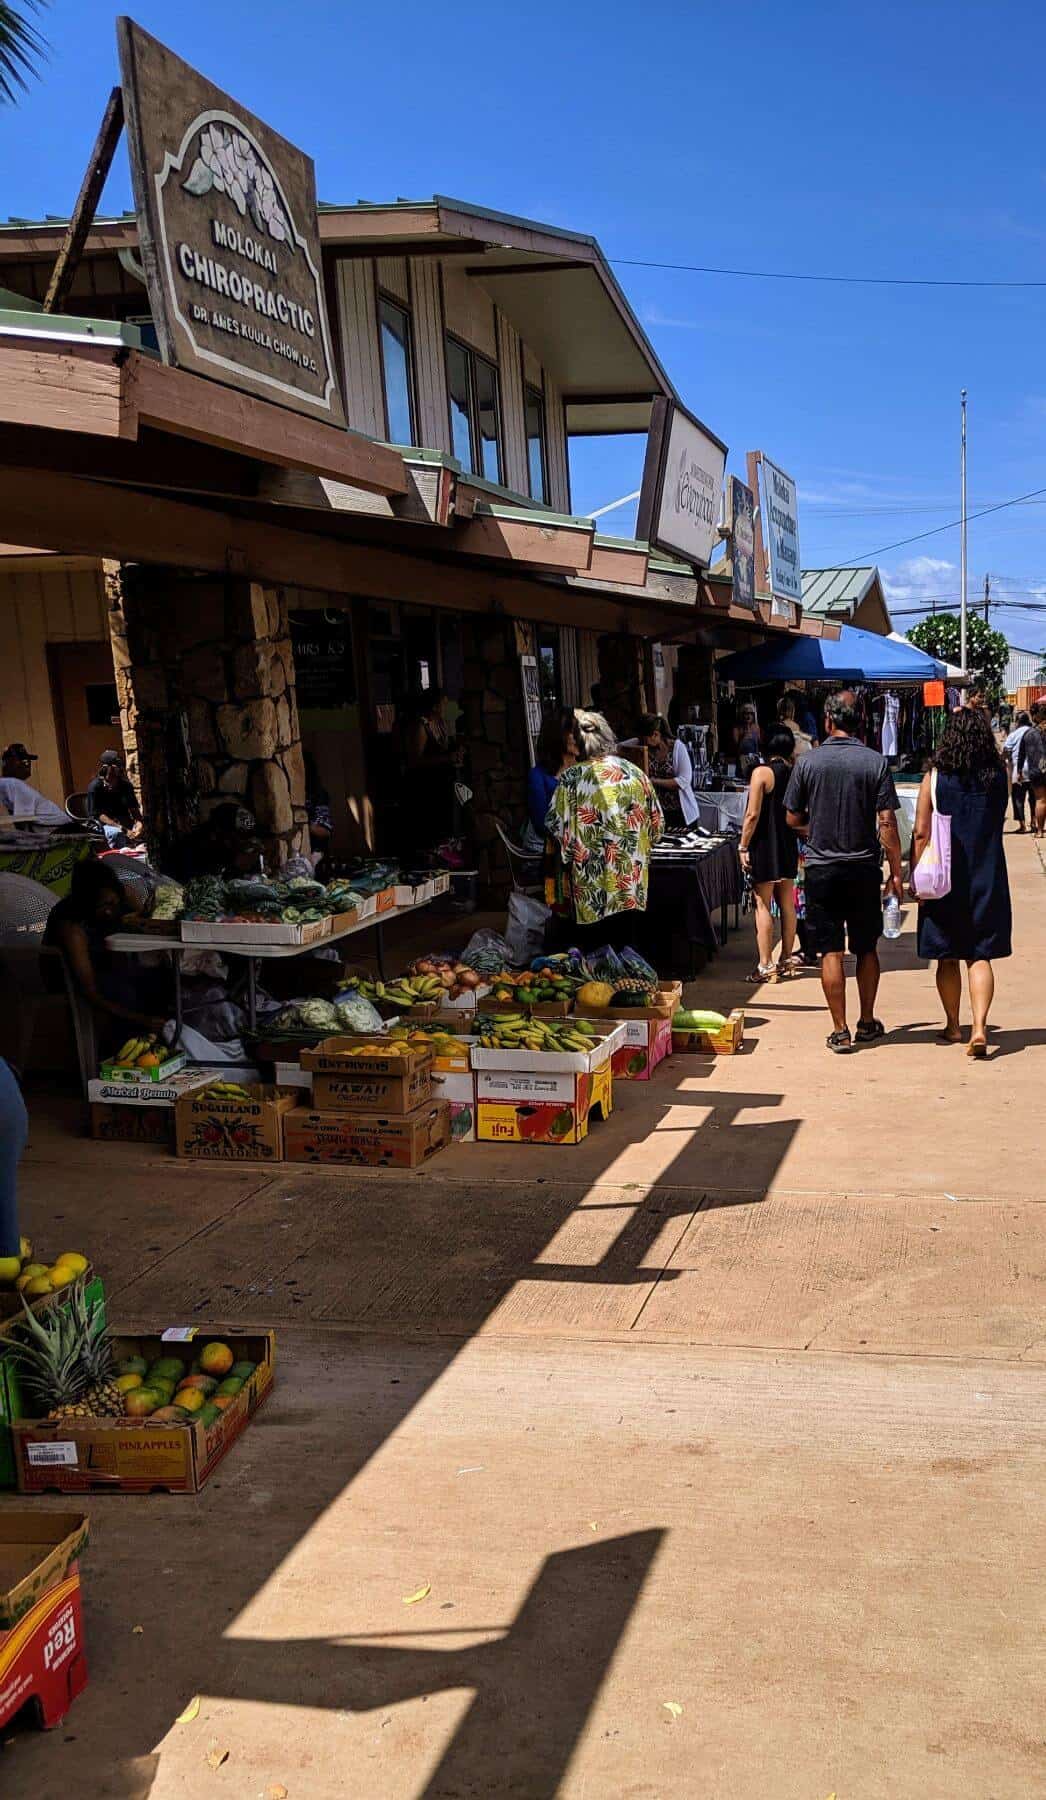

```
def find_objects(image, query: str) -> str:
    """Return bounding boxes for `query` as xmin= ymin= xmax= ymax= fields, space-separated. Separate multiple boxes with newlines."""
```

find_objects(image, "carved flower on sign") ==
xmin=182 ymin=123 xmax=292 ymax=248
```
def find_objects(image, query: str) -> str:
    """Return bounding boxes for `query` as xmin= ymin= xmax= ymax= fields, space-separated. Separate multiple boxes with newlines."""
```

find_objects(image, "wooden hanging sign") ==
xmin=117 ymin=17 xmax=345 ymax=427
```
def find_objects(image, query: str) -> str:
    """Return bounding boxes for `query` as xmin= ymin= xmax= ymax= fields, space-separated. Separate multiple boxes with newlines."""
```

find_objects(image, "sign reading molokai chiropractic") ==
xmin=754 ymin=452 xmax=802 ymax=611
xmin=636 ymin=398 xmax=727 ymax=570
xmin=117 ymin=18 xmax=345 ymax=426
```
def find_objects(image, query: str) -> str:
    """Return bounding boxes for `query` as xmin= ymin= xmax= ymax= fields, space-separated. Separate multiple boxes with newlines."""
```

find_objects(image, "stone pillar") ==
xmin=106 ymin=563 xmax=306 ymax=868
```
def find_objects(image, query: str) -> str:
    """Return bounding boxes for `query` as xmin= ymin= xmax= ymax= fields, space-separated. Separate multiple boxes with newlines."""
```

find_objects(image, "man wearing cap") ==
xmin=0 ymin=743 xmax=67 ymax=826
xmin=86 ymin=750 xmax=143 ymax=845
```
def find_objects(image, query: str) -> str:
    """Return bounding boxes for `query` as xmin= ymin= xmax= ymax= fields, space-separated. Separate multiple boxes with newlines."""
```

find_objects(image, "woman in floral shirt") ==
xmin=545 ymin=710 xmax=664 ymax=928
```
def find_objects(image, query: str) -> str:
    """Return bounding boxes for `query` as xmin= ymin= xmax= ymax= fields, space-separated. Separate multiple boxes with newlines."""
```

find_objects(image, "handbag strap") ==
xmin=930 ymin=767 xmax=938 ymax=811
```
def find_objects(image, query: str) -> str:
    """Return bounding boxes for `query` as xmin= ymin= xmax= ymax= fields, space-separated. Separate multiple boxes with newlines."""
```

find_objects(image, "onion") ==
xmin=458 ymin=970 xmax=482 ymax=989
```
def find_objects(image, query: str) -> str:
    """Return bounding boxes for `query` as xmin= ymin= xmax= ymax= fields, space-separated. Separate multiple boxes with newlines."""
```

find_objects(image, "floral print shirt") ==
xmin=546 ymin=755 xmax=664 ymax=924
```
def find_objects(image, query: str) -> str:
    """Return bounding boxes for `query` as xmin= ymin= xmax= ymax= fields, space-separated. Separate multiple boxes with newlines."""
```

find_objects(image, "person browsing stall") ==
xmin=525 ymin=710 xmax=579 ymax=850
xmin=739 ymin=725 xmax=800 ymax=982
xmin=86 ymin=750 xmax=143 ymax=844
xmin=621 ymin=715 xmax=697 ymax=829
xmin=784 ymin=690 xmax=903 ymax=1053
xmin=545 ymin=709 xmax=664 ymax=947
xmin=43 ymin=858 xmax=169 ymax=1051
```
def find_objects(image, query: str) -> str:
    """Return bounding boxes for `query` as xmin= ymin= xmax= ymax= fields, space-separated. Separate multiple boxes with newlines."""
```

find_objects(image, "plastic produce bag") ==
xmin=163 ymin=1019 xmax=248 ymax=1062
xmin=504 ymin=893 xmax=550 ymax=967
xmin=332 ymin=988 xmax=385 ymax=1034
xmin=460 ymin=929 xmax=512 ymax=975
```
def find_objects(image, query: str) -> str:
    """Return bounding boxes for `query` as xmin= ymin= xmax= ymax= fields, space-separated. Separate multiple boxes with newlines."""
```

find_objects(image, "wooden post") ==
xmin=42 ymin=86 xmax=125 ymax=314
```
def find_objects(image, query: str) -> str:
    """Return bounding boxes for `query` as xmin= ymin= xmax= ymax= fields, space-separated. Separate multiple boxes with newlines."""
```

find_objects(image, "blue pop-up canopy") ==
xmin=716 ymin=622 xmax=946 ymax=686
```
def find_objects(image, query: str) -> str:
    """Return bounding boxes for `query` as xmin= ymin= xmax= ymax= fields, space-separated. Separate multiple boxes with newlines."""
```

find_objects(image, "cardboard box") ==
xmin=11 ymin=1330 xmax=275 ymax=1495
xmin=181 ymin=915 xmax=332 ymax=946
xmin=0 ymin=1513 xmax=90 ymax=1730
xmin=0 ymin=1510 xmax=89 ymax=1628
xmin=476 ymin=1060 xmax=612 ymax=1145
xmin=430 ymin=871 xmax=451 ymax=897
xmin=671 ymin=1008 xmax=745 ymax=1055
xmin=355 ymin=894 xmax=377 ymax=921
xmin=89 ymin=1103 xmax=174 ymax=1148
xmin=174 ymin=1084 xmax=297 ymax=1162
xmin=87 ymin=1066 xmax=213 ymax=1108
xmin=375 ymin=885 xmax=397 ymax=915
xmin=274 ymin=1061 xmax=312 ymax=1092
xmin=469 ymin=1021 xmax=626 ymax=1075
xmin=300 ymin=1037 xmax=434 ymax=1113
xmin=97 ymin=1050 xmax=187 ymax=1085
xmin=0 ymin=1280 xmax=106 ymax=1489
xmin=431 ymin=1070 xmax=476 ymax=1143
xmin=394 ymin=880 xmax=433 ymax=908
xmin=284 ymin=1101 xmax=451 ymax=1169
xmin=610 ymin=1015 xmax=673 ymax=1081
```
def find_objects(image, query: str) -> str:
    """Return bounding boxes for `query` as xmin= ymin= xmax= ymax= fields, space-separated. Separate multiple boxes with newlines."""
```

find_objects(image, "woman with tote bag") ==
xmin=911 ymin=708 xmax=1011 ymax=1057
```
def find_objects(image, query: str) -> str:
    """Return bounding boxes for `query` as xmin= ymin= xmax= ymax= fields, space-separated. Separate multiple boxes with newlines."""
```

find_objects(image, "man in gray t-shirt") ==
xmin=784 ymin=690 xmax=903 ymax=1053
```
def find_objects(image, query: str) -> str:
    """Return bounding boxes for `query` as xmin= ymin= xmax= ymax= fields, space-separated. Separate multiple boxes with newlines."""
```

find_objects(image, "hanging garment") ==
xmin=881 ymin=691 xmax=900 ymax=758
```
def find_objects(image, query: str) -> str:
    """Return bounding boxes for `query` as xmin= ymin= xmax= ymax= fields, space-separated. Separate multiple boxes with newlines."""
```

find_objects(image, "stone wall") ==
xmin=458 ymin=615 xmax=529 ymax=892
xmin=106 ymin=563 xmax=306 ymax=867
xmin=596 ymin=633 xmax=650 ymax=738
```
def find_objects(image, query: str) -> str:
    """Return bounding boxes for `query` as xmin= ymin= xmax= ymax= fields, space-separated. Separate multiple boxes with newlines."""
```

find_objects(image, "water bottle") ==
xmin=883 ymin=895 xmax=901 ymax=939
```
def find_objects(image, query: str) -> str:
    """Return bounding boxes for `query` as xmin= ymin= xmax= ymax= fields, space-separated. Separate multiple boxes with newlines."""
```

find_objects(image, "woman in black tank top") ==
xmin=739 ymin=725 xmax=800 ymax=981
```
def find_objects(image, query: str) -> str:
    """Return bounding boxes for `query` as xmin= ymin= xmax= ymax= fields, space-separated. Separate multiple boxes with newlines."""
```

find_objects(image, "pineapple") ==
xmin=8 ymin=1278 xmax=123 ymax=1421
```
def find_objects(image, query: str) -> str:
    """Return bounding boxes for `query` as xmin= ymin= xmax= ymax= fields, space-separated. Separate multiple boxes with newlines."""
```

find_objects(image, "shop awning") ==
xmin=717 ymin=622 xmax=946 ymax=685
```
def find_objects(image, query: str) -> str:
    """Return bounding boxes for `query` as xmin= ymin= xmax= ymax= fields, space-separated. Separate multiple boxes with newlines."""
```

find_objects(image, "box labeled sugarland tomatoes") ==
xmin=0 ymin=1511 xmax=89 ymax=1731
xmin=174 ymin=1084 xmax=297 ymax=1161
xmin=475 ymin=1059 xmax=613 ymax=1145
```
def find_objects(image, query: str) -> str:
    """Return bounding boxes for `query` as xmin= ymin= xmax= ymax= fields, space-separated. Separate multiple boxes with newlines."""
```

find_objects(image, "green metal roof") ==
xmin=801 ymin=567 xmax=885 ymax=619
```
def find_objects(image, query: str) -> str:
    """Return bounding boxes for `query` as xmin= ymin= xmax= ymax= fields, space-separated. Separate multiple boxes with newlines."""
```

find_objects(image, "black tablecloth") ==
xmin=646 ymin=838 xmax=742 ymax=973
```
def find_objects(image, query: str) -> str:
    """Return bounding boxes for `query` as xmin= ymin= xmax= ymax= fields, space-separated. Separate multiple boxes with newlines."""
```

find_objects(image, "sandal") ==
xmin=855 ymin=1018 xmax=885 ymax=1044
xmin=746 ymin=964 xmax=778 ymax=984
xmin=826 ymin=1028 xmax=853 ymax=1053
xmin=967 ymin=1038 xmax=988 ymax=1059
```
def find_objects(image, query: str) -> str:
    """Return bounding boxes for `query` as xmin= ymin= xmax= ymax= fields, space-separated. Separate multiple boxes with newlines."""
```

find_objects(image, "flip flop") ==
xmin=967 ymin=1039 xmax=988 ymax=1059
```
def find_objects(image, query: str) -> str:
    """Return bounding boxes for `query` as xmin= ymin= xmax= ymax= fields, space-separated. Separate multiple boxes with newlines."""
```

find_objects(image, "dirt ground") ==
xmin=3 ymin=838 xmax=1044 ymax=1798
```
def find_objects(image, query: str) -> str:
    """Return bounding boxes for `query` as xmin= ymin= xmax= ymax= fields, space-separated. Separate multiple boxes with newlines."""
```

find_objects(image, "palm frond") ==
xmin=0 ymin=1 xmax=48 ymax=105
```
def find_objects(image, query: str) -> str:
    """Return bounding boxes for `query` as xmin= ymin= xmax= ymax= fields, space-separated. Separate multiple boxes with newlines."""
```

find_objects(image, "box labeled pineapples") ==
xmin=5 ymin=1287 xmax=275 ymax=1493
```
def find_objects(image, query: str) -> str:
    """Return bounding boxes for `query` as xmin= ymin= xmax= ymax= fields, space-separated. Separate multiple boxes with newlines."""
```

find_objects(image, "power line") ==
xmin=842 ymin=482 xmax=1046 ymax=562
xmin=610 ymin=255 xmax=1046 ymax=290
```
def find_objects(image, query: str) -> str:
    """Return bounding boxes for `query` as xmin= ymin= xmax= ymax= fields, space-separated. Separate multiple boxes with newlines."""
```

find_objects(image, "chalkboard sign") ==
xmin=290 ymin=610 xmax=356 ymax=711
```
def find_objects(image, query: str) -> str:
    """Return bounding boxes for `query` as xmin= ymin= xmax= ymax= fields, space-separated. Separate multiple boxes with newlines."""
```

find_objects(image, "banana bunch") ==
xmin=358 ymin=975 xmax=446 ymax=1007
xmin=113 ymin=1033 xmax=159 ymax=1066
xmin=199 ymin=1080 xmax=253 ymax=1101
xmin=475 ymin=1015 xmax=598 ymax=1053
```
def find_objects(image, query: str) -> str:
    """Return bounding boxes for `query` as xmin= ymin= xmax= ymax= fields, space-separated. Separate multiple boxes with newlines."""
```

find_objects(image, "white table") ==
xmin=106 ymin=897 xmax=434 ymax=1033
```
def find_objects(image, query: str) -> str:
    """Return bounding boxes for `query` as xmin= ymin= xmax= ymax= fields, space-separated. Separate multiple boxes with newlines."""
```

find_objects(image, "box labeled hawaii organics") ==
xmin=175 ymin=1084 xmax=297 ymax=1161
xmin=475 ymin=1061 xmax=612 ymax=1145
xmin=12 ymin=1330 xmax=275 ymax=1495
xmin=300 ymin=1037 xmax=433 ymax=1115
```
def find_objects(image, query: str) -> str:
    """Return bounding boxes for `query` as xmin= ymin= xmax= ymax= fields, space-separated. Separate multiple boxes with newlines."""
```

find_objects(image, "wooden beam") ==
xmin=464 ymin=260 xmax=592 ymax=278
xmin=43 ymin=87 xmax=124 ymax=313
xmin=122 ymin=353 xmax=407 ymax=494
xmin=0 ymin=342 xmax=124 ymax=437
xmin=453 ymin=511 xmax=595 ymax=574
xmin=255 ymin=460 xmax=451 ymax=524
xmin=0 ymin=465 xmax=690 ymax=636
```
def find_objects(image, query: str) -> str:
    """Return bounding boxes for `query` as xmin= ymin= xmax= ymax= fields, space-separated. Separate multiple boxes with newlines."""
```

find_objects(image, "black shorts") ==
xmin=1029 ymin=771 xmax=1046 ymax=792
xmin=803 ymin=861 xmax=882 ymax=956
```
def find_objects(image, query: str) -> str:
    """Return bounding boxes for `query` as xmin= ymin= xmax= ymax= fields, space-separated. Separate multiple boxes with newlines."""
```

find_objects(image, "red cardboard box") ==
xmin=475 ymin=1059 xmax=612 ymax=1144
xmin=0 ymin=1511 xmax=89 ymax=1731
xmin=610 ymin=1016 xmax=673 ymax=1081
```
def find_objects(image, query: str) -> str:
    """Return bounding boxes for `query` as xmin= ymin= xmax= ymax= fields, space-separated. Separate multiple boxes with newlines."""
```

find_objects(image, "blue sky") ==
xmin=5 ymin=0 xmax=1046 ymax=656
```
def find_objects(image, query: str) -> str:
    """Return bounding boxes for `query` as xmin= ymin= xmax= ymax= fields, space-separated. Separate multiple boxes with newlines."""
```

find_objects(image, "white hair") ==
xmin=573 ymin=709 xmax=617 ymax=760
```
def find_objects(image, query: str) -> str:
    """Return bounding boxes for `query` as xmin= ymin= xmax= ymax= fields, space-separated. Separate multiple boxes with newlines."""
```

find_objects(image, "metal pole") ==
xmin=984 ymin=572 xmax=990 ymax=623
xmin=960 ymin=389 xmax=968 ymax=674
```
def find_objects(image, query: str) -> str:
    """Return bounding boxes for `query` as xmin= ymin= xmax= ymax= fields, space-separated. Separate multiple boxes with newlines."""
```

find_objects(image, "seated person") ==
xmin=43 ymin=859 xmax=170 ymax=1054
xmin=0 ymin=741 xmax=68 ymax=826
xmin=162 ymin=803 xmax=262 ymax=884
xmin=86 ymin=751 xmax=143 ymax=845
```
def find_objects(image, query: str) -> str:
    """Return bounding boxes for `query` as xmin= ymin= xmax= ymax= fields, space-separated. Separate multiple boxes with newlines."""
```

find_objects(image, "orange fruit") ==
xmin=212 ymin=1393 xmax=235 ymax=1411
xmin=198 ymin=1341 xmax=234 ymax=1377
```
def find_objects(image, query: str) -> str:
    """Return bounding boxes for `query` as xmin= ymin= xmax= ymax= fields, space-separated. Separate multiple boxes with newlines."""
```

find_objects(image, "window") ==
xmin=524 ymin=383 xmax=548 ymax=503
xmin=445 ymin=336 xmax=503 ymax=482
xmin=378 ymin=295 xmax=415 ymax=445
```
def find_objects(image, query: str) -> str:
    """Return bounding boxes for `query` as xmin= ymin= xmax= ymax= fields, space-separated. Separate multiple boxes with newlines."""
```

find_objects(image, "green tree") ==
xmin=0 ymin=2 xmax=46 ymax=104
xmin=906 ymin=613 xmax=1009 ymax=701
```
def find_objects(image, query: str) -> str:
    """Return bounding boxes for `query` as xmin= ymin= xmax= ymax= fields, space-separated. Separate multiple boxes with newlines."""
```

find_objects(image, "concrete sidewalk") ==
xmin=4 ymin=838 xmax=1044 ymax=1797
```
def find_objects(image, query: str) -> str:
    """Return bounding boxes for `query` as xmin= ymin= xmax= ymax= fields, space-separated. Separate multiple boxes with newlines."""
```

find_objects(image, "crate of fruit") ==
xmin=99 ymin=1032 xmax=185 ymax=1084
xmin=670 ymin=1008 xmax=745 ymax=1055
xmin=7 ymin=1300 xmax=276 ymax=1494
xmin=469 ymin=1016 xmax=626 ymax=1074
xmin=181 ymin=914 xmax=332 ymax=946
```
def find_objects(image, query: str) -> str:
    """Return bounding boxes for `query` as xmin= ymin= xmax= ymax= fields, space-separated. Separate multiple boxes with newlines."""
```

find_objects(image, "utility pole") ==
xmin=983 ymin=572 xmax=990 ymax=622
xmin=960 ymin=389 xmax=968 ymax=674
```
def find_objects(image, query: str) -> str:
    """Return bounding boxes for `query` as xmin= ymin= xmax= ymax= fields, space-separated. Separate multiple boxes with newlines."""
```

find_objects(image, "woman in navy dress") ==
xmin=912 ymin=707 xmax=1011 ymax=1057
